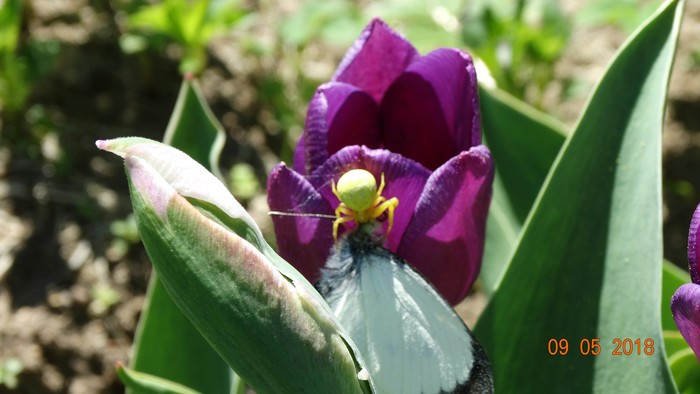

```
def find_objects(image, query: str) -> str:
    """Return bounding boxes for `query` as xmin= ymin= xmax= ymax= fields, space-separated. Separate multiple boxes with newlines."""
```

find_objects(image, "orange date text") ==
xmin=547 ymin=338 xmax=654 ymax=356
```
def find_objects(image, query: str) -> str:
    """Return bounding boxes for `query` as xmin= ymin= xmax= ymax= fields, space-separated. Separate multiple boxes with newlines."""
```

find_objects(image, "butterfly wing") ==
xmin=319 ymin=233 xmax=493 ymax=394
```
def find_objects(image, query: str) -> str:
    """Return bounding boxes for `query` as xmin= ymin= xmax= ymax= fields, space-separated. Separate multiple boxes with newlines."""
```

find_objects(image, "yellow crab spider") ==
xmin=331 ymin=169 xmax=399 ymax=242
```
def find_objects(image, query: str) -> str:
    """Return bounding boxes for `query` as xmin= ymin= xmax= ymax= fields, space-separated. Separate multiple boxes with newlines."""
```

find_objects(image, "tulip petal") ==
xmin=293 ymin=135 xmax=306 ymax=174
xmin=688 ymin=204 xmax=700 ymax=284
xmin=310 ymin=146 xmax=431 ymax=251
xmin=672 ymin=283 xmax=700 ymax=362
xmin=302 ymin=82 xmax=382 ymax=174
xmin=333 ymin=18 xmax=419 ymax=103
xmin=398 ymin=146 xmax=493 ymax=305
xmin=268 ymin=163 xmax=335 ymax=283
xmin=381 ymin=49 xmax=480 ymax=170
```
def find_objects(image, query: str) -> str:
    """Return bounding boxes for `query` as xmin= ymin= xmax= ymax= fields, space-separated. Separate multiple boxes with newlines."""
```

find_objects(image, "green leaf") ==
xmin=130 ymin=78 xmax=231 ymax=394
xmin=128 ymin=3 xmax=175 ymax=40
xmin=178 ymin=0 xmax=208 ymax=45
xmin=480 ymin=86 xmax=567 ymax=223
xmin=665 ymin=330 xmax=692 ymax=359
xmin=479 ymin=86 xmax=566 ymax=293
xmin=99 ymin=137 xmax=374 ymax=393
xmin=480 ymin=173 xmax=519 ymax=294
xmin=670 ymin=348 xmax=700 ymax=393
xmin=116 ymin=363 xmax=200 ymax=394
xmin=121 ymin=144 xmax=372 ymax=393
xmin=162 ymin=77 xmax=225 ymax=178
xmin=474 ymin=0 xmax=684 ymax=392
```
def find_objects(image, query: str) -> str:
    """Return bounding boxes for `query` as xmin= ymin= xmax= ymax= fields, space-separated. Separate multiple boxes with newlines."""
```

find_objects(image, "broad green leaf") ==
xmin=130 ymin=78 xmax=231 ymax=394
xmin=162 ymin=77 xmax=225 ymax=178
xmin=475 ymin=0 xmax=683 ymax=392
xmin=665 ymin=330 xmax=692 ymax=359
xmin=116 ymin=363 xmax=199 ymax=394
xmin=130 ymin=276 xmax=230 ymax=393
xmin=670 ymin=348 xmax=700 ymax=393
xmin=663 ymin=260 xmax=691 ymax=331
xmin=480 ymin=172 xmax=519 ymax=293
xmin=479 ymin=86 xmax=566 ymax=294
xmin=101 ymin=138 xmax=374 ymax=393
xmin=480 ymin=86 xmax=567 ymax=223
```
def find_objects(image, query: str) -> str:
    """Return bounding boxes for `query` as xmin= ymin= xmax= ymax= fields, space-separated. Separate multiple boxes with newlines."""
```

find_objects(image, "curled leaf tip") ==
xmin=125 ymin=155 xmax=173 ymax=219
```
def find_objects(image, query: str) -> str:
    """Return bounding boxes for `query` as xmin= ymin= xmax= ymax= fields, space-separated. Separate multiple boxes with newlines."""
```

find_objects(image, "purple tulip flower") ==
xmin=672 ymin=204 xmax=700 ymax=360
xmin=267 ymin=18 xmax=494 ymax=305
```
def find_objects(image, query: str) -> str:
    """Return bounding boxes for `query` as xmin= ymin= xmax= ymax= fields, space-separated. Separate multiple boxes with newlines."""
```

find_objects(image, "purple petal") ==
xmin=381 ymin=49 xmax=480 ymax=170
xmin=397 ymin=146 xmax=494 ymax=305
xmin=688 ymin=203 xmax=700 ymax=283
xmin=310 ymin=146 xmax=431 ymax=250
xmin=293 ymin=135 xmax=306 ymax=175
xmin=672 ymin=283 xmax=700 ymax=361
xmin=332 ymin=18 xmax=419 ymax=103
xmin=267 ymin=164 xmax=334 ymax=283
xmin=302 ymin=82 xmax=382 ymax=174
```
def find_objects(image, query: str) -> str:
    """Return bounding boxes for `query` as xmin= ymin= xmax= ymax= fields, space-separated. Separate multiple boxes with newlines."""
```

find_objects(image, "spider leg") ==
xmin=362 ymin=196 xmax=385 ymax=223
xmin=335 ymin=204 xmax=354 ymax=217
xmin=333 ymin=203 xmax=356 ymax=241
xmin=333 ymin=215 xmax=356 ymax=242
xmin=372 ymin=197 xmax=399 ymax=237
xmin=377 ymin=173 xmax=386 ymax=196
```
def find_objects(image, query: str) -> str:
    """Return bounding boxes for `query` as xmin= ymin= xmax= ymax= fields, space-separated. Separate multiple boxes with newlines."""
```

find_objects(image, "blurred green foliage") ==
xmin=0 ymin=358 xmax=23 ymax=389
xmin=90 ymin=283 xmax=121 ymax=315
xmin=119 ymin=0 xmax=249 ymax=74
xmin=280 ymin=1 xmax=364 ymax=47
xmin=690 ymin=47 xmax=700 ymax=70
xmin=461 ymin=0 xmax=570 ymax=108
xmin=0 ymin=0 xmax=29 ymax=116
xmin=108 ymin=214 xmax=141 ymax=261
xmin=0 ymin=0 xmax=60 ymax=156
xmin=0 ymin=1 xmax=60 ymax=113
xmin=576 ymin=0 xmax=660 ymax=33
xmin=228 ymin=163 xmax=260 ymax=201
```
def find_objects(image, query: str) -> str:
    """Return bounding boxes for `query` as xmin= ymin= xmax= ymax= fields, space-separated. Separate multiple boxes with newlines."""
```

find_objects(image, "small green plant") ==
xmin=461 ymin=0 xmax=571 ymax=108
xmin=108 ymin=214 xmax=140 ymax=261
xmin=228 ymin=163 xmax=259 ymax=202
xmin=90 ymin=283 xmax=121 ymax=315
xmin=0 ymin=358 xmax=23 ymax=389
xmin=119 ymin=0 xmax=249 ymax=75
